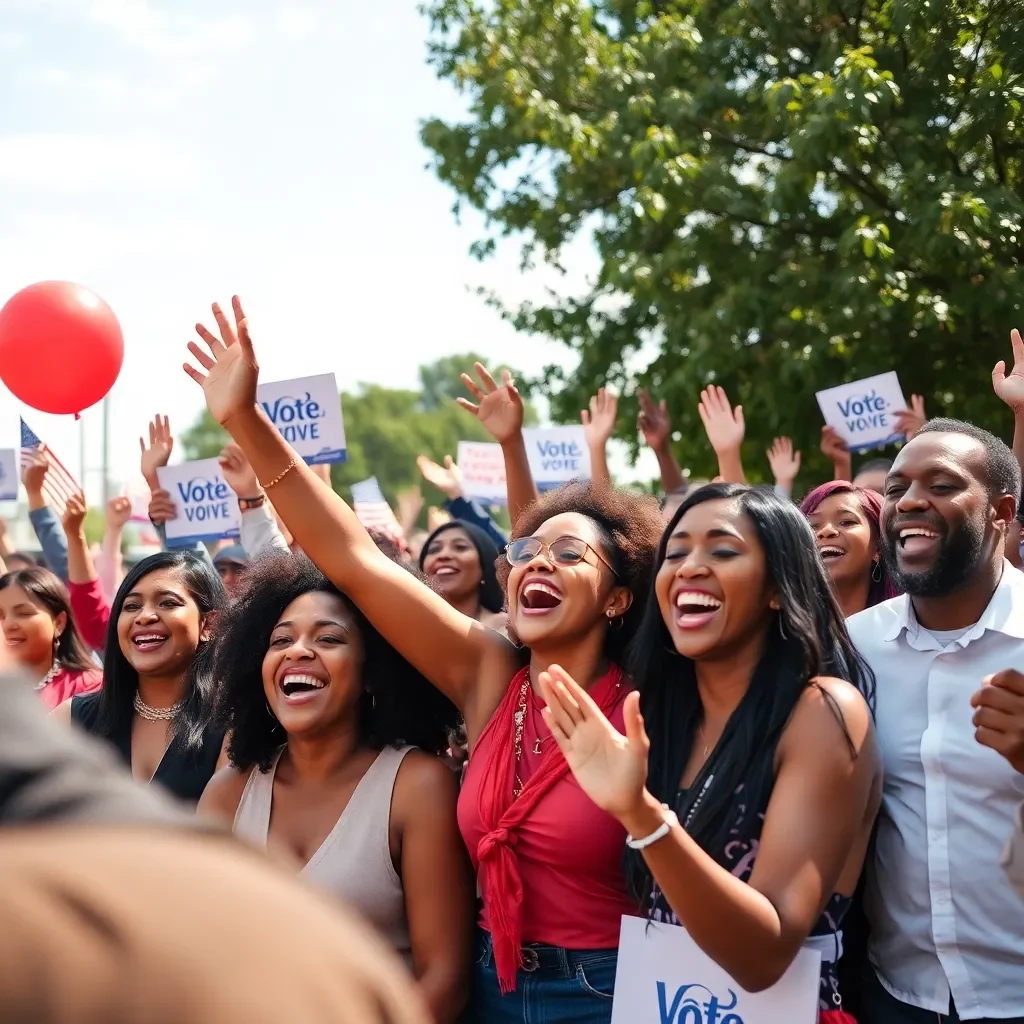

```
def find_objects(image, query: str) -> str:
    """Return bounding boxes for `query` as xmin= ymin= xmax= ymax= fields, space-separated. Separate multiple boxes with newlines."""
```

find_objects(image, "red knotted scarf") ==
xmin=474 ymin=663 xmax=624 ymax=993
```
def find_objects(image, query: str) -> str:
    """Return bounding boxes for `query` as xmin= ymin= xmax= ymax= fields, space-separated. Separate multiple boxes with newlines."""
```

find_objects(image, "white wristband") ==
xmin=626 ymin=806 xmax=678 ymax=850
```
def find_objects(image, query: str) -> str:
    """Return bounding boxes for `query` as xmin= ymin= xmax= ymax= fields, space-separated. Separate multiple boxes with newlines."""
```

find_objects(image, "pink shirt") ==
xmin=458 ymin=673 xmax=636 ymax=950
xmin=37 ymin=667 xmax=102 ymax=711
xmin=68 ymin=578 xmax=111 ymax=653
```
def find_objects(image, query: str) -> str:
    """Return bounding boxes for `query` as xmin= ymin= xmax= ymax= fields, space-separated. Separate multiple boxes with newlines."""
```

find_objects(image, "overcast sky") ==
xmin=0 ymin=0 xmax=656 ymax=499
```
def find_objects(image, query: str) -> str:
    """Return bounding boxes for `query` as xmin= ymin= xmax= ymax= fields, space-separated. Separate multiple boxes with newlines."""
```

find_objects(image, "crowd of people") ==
xmin=1 ymin=298 xmax=1023 ymax=1024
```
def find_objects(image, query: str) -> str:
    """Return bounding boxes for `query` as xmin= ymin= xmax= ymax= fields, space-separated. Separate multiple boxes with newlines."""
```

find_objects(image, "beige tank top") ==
xmin=233 ymin=745 xmax=413 ymax=967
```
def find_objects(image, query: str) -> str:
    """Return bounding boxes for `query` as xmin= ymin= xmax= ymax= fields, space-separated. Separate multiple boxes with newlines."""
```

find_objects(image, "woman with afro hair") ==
xmin=198 ymin=553 xmax=472 ymax=1024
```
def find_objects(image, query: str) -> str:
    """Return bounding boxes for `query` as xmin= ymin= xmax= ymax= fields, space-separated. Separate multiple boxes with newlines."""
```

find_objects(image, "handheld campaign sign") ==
xmin=257 ymin=373 xmax=347 ymax=465
xmin=0 ymin=449 xmax=17 ymax=500
xmin=457 ymin=441 xmax=507 ymax=504
xmin=816 ymin=371 xmax=907 ymax=453
xmin=612 ymin=916 xmax=820 ymax=1024
xmin=457 ymin=426 xmax=592 ymax=504
xmin=525 ymin=426 xmax=591 ymax=491
xmin=157 ymin=459 xmax=240 ymax=548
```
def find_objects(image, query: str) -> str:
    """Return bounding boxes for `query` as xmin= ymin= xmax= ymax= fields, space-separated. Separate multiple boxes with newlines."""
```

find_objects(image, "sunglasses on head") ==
xmin=505 ymin=535 xmax=616 ymax=575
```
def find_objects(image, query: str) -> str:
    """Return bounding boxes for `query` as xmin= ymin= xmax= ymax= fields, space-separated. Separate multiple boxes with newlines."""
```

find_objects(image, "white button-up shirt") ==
xmin=847 ymin=563 xmax=1024 ymax=1019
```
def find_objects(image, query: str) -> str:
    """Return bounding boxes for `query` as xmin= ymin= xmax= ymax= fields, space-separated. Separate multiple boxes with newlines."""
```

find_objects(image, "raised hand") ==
xmin=139 ymin=414 xmax=174 ymax=490
xmin=538 ymin=665 xmax=649 ymax=820
xmin=21 ymin=448 xmax=50 ymax=496
xmin=106 ymin=496 xmax=132 ymax=530
xmin=218 ymin=443 xmax=261 ymax=498
xmin=766 ymin=437 xmax=801 ymax=489
xmin=62 ymin=493 xmax=88 ymax=536
xmin=417 ymin=454 xmax=463 ymax=500
xmin=971 ymin=669 xmax=1024 ymax=773
xmin=697 ymin=385 xmax=744 ymax=455
xmin=457 ymin=362 xmax=524 ymax=444
xmin=184 ymin=296 xmax=259 ymax=427
xmin=637 ymin=389 xmax=671 ymax=451
xmin=148 ymin=488 xmax=177 ymax=527
xmin=581 ymin=388 xmax=618 ymax=449
xmin=992 ymin=329 xmax=1024 ymax=414
xmin=396 ymin=486 xmax=425 ymax=533
xmin=893 ymin=394 xmax=927 ymax=440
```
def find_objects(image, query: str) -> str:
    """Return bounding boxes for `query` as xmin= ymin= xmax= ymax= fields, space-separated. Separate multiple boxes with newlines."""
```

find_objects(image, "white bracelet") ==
xmin=626 ymin=806 xmax=678 ymax=850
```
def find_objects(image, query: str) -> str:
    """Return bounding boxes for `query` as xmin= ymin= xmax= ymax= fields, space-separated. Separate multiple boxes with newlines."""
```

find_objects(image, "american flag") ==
xmin=20 ymin=419 xmax=82 ymax=516
xmin=350 ymin=476 xmax=404 ymax=541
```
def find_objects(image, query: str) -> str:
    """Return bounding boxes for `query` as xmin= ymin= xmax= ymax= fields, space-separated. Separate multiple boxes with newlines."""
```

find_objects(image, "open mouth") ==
xmin=818 ymin=545 xmax=845 ymax=562
xmin=279 ymin=672 xmax=328 ymax=703
xmin=898 ymin=526 xmax=941 ymax=557
xmin=520 ymin=580 xmax=563 ymax=615
xmin=132 ymin=632 xmax=169 ymax=653
xmin=674 ymin=591 xmax=723 ymax=629
xmin=433 ymin=566 xmax=459 ymax=577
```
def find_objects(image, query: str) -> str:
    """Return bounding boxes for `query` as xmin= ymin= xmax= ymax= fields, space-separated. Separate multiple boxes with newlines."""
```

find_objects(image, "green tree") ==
xmin=422 ymin=0 xmax=1024 ymax=483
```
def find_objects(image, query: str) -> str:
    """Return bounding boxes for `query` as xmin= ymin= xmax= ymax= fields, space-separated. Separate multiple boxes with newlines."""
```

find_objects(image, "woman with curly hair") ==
xmin=0 ymin=566 xmax=100 ymax=708
xmin=183 ymin=297 xmax=665 ymax=1024
xmin=800 ymin=481 xmax=900 ymax=618
xmin=198 ymin=553 xmax=471 ymax=1024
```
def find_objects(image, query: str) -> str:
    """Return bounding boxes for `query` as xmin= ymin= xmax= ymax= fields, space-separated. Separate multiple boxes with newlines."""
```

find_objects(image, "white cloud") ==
xmin=277 ymin=8 xmax=317 ymax=40
xmin=0 ymin=134 xmax=197 ymax=192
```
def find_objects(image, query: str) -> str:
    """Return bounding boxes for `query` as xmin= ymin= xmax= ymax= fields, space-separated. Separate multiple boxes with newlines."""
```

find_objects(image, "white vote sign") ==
xmin=157 ymin=459 xmax=240 ymax=547
xmin=524 ymin=425 xmax=591 ymax=492
xmin=457 ymin=441 xmax=507 ymax=504
xmin=0 ymin=449 xmax=17 ymax=501
xmin=611 ymin=916 xmax=820 ymax=1024
xmin=816 ymin=371 xmax=907 ymax=453
xmin=257 ymin=373 xmax=347 ymax=465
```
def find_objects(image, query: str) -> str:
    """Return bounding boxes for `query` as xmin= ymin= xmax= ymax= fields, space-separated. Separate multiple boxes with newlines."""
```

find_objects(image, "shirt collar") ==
xmin=885 ymin=562 xmax=1024 ymax=650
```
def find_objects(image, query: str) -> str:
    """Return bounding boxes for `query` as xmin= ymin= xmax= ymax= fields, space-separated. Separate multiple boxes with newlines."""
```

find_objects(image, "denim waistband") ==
xmin=476 ymin=930 xmax=618 ymax=977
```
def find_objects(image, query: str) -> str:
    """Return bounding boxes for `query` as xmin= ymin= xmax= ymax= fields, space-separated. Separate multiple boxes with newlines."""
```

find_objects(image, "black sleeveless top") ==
xmin=71 ymin=693 xmax=223 ymax=806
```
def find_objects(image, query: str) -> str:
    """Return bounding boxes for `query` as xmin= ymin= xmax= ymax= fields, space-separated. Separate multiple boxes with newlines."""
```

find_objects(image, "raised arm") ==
xmin=638 ymin=390 xmax=686 ymax=495
xmin=581 ymin=387 xmax=617 ymax=488
xmin=993 ymin=328 xmax=1024 ymax=492
xmin=62 ymin=495 xmax=111 ymax=651
xmin=457 ymin=363 xmax=538 ymax=529
xmin=697 ymin=386 xmax=746 ymax=484
xmin=183 ymin=298 xmax=517 ymax=726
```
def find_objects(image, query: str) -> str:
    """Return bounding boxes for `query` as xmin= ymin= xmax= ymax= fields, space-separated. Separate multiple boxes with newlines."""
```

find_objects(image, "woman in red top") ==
xmin=0 ymin=566 xmax=101 ymax=709
xmin=182 ymin=297 xmax=665 ymax=1024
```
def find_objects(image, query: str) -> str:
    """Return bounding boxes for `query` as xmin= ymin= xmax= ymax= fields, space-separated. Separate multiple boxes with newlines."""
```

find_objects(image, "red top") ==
xmin=458 ymin=666 xmax=636 ymax=954
xmin=68 ymin=578 xmax=111 ymax=653
xmin=37 ymin=667 xmax=102 ymax=711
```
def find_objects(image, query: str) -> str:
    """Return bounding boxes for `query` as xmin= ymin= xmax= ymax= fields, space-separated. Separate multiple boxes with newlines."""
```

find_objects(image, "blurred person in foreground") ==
xmin=0 ymin=653 xmax=428 ymax=1024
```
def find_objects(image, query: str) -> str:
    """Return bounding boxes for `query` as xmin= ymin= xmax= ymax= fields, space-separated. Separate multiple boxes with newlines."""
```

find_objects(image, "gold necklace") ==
xmin=698 ymin=721 xmax=711 ymax=762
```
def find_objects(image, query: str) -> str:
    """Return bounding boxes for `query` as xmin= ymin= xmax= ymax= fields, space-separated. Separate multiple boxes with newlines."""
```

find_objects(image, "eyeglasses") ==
xmin=506 ymin=535 xmax=616 ymax=575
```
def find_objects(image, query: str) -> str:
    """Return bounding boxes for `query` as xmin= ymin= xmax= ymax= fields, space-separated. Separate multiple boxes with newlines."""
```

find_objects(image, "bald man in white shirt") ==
xmin=847 ymin=419 xmax=1024 ymax=1024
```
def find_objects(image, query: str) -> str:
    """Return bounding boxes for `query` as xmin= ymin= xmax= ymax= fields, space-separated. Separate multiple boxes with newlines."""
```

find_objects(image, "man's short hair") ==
xmin=916 ymin=418 xmax=1022 ymax=501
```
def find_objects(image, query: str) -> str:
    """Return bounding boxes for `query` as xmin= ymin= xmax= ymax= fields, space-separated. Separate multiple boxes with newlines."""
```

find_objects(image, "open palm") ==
xmin=993 ymin=329 xmax=1024 ymax=414
xmin=538 ymin=666 xmax=649 ymax=820
xmin=457 ymin=363 xmax=524 ymax=444
xmin=184 ymin=296 xmax=260 ymax=427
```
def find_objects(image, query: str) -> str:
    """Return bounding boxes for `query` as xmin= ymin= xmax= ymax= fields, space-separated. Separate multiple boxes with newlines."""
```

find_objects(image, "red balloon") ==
xmin=0 ymin=281 xmax=124 ymax=416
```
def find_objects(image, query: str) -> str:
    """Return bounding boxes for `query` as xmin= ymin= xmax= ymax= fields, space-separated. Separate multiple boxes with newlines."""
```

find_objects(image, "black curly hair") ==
xmin=212 ymin=552 xmax=459 ymax=772
xmin=496 ymin=480 xmax=664 ymax=663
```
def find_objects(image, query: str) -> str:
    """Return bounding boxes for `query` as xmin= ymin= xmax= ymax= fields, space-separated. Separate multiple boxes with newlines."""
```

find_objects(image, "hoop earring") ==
xmin=871 ymin=560 xmax=883 ymax=583
xmin=265 ymin=700 xmax=278 ymax=724
xmin=607 ymin=613 xmax=624 ymax=632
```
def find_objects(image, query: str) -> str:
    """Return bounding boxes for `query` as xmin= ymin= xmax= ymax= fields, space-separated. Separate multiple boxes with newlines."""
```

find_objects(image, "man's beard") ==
xmin=882 ymin=516 xmax=988 ymax=598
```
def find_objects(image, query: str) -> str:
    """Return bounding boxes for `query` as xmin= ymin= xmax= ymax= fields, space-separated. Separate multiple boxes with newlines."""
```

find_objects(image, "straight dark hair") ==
xmin=0 ymin=566 xmax=96 ymax=673
xmin=625 ymin=483 xmax=875 ymax=908
xmin=94 ymin=550 xmax=226 ymax=752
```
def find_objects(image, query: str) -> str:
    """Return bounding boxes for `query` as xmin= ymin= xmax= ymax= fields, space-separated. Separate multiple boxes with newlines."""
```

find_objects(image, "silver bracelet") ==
xmin=626 ymin=806 xmax=678 ymax=850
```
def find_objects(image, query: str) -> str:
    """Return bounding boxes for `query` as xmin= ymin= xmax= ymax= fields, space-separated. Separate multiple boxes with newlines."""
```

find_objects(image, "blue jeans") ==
xmin=469 ymin=930 xmax=617 ymax=1024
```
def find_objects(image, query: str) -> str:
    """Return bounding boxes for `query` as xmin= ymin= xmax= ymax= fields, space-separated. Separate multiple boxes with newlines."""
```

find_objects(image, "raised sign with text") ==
xmin=257 ymin=373 xmax=347 ymax=465
xmin=816 ymin=371 xmax=907 ymax=453
xmin=157 ymin=459 xmax=241 ymax=547
xmin=0 ymin=449 xmax=17 ymax=501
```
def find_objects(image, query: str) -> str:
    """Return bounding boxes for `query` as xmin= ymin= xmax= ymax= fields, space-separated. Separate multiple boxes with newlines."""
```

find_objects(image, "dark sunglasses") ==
xmin=506 ymin=535 xmax=616 ymax=575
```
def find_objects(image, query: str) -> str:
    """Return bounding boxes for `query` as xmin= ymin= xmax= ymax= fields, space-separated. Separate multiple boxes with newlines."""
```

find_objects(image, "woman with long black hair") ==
xmin=539 ymin=484 xmax=882 ymax=1022
xmin=53 ymin=549 xmax=227 ymax=804
xmin=419 ymin=520 xmax=505 ymax=629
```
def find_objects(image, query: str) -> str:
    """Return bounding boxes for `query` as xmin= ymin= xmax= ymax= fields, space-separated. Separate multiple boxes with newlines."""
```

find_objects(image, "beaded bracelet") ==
xmin=261 ymin=458 xmax=297 ymax=491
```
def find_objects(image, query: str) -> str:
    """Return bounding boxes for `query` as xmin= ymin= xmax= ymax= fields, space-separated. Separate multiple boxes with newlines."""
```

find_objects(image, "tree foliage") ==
xmin=422 ymin=0 xmax=1024 ymax=482
xmin=181 ymin=354 xmax=532 ymax=517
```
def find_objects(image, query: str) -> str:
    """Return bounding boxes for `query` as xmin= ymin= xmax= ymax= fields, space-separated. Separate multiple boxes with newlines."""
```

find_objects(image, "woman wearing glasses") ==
xmin=181 ymin=296 xmax=664 ymax=1024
